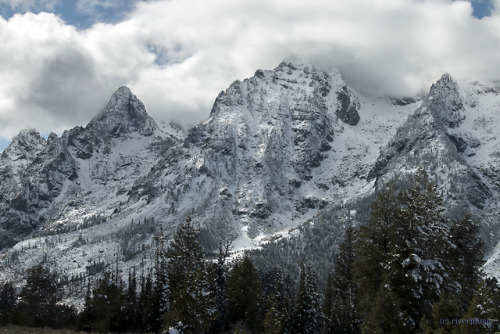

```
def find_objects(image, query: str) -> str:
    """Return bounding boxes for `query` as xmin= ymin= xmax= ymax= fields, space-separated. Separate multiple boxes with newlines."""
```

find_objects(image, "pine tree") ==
xmin=264 ymin=269 xmax=292 ymax=334
xmin=138 ymin=270 xmax=155 ymax=332
xmin=0 ymin=282 xmax=17 ymax=325
xmin=162 ymin=217 xmax=217 ymax=333
xmin=354 ymin=181 xmax=401 ymax=327
xmin=151 ymin=227 xmax=170 ymax=332
xmin=291 ymin=265 xmax=323 ymax=334
xmin=227 ymin=253 xmax=264 ymax=333
xmin=125 ymin=267 xmax=138 ymax=331
xmin=88 ymin=271 xmax=126 ymax=333
xmin=420 ymin=293 xmax=462 ymax=334
xmin=326 ymin=225 xmax=360 ymax=334
xmin=361 ymin=275 xmax=411 ymax=334
xmin=391 ymin=169 xmax=448 ymax=323
xmin=18 ymin=264 xmax=60 ymax=327
xmin=77 ymin=280 xmax=94 ymax=332
xmin=207 ymin=240 xmax=231 ymax=333
xmin=459 ymin=278 xmax=500 ymax=333
xmin=447 ymin=214 xmax=484 ymax=309
xmin=354 ymin=170 xmax=458 ymax=332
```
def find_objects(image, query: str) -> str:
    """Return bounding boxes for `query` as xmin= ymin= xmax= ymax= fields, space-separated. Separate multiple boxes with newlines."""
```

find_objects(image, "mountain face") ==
xmin=0 ymin=60 xmax=500 ymax=304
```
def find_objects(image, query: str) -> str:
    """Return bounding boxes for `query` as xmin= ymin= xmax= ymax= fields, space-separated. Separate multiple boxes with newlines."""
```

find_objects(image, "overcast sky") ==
xmin=0 ymin=0 xmax=499 ymax=151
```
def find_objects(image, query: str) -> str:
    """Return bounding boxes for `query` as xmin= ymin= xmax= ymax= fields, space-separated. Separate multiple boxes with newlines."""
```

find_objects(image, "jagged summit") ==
xmin=87 ymin=86 xmax=159 ymax=138
xmin=1 ymin=129 xmax=46 ymax=162
xmin=427 ymin=73 xmax=465 ymax=128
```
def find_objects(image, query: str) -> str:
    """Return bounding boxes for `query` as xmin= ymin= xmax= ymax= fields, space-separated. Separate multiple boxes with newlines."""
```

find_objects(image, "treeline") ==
xmin=1 ymin=170 xmax=500 ymax=333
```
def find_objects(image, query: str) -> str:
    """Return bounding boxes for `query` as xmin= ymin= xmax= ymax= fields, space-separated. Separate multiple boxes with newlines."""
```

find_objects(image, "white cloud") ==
xmin=0 ymin=0 xmax=58 ymax=11
xmin=1 ymin=0 xmax=500 ymax=142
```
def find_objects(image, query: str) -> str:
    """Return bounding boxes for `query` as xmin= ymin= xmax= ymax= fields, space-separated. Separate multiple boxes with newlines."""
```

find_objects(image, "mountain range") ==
xmin=0 ymin=60 xmax=499 ymax=306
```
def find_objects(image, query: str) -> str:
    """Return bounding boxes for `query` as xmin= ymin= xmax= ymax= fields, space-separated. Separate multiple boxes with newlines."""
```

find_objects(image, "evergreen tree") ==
xmin=138 ymin=270 xmax=155 ymax=332
xmin=125 ymin=267 xmax=139 ymax=331
xmin=447 ymin=215 xmax=484 ymax=309
xmin=354 ymin=170 xmax=463 ymax=332
xmin=291 ymin=265 xmax=323 ymax=334
xmin=420 ymin=293 xmax=462 ymax=334
xmin=163 ymin=217 xmax=216 ymax=333
xmin=151 ymin=227 xmax=170 ymax=332
xmin=208 ymin=240 xmax=231 ymax=333
xmin=361 ymin=275 xmax=411 ymax=334
xmin=459 ymin=278 xmax=500 ymax=333
xmin=77 ymin=280 xmax=94 ymax=332
xmin=264 ymin=269 xmax=292 ymax=334
xmin=354 ymin=181 xmax=400 ymax=316
xmin=88 ymin=271 xmax=126 ymax=333
xmin=0 ymin=282 xmax=17 ymax=325
xmin=227 ymin=253 xmax=264 ymax=333
xmin=323 ymin=273 xmax=335 ymax=331
xmin=326 ymin=225 xmax=360 ymax=334
xmin=17 ymin=264 xmax=60 ymax=327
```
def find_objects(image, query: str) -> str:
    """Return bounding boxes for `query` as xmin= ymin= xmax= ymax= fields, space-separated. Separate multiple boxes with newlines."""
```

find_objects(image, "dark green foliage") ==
xmin=17 ymin=264 xmax=77 ymax=328
xmin=324 ymin=225 xmax=360 ymax=334
xmin=354 ymin=169 xmax=484 ymax=333
xmin=125 ymin=267 xmax=139 ymax=331
xmin=459 ymin=278 xmax=500 ymax=333
xmin=207 ymin=240 xmax=231 ymax=333
xmin=227 ymin=253 xmax=264 ymax=333
xmin=150 ymin=227 xmax=170 ymax=332
xmin=264 ymin=269 xmax=293 ymax=334
xmin=138 ymin=270 xmax=155 ymax=332
xmin=0 ymin=282 xmax=17 ymax=325
xmin=361 ymin=275 xmax=411 ymax=334
xmin=420 ymin=293 xmax=463 ymax=334
xmin=291 ymin=265 xmax=323 ymax=334
xmin=86 ymin=271 xmax=126 ymax=333
xmin=162 ymin=217 xmax=217 ymax=333
xmin=76 ymin=280 xmax=94 ymax=332
xmin=447 ymin=214 xmax=484 ymax=309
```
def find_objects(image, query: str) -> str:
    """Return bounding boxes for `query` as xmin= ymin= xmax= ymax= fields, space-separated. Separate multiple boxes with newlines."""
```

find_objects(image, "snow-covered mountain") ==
xmin=0 ymin=60 xmax=499 ymax=304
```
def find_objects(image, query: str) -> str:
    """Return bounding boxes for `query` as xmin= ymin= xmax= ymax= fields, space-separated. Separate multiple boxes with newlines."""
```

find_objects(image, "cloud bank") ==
xmin=0 ymin=0 xmax=500 ymax=142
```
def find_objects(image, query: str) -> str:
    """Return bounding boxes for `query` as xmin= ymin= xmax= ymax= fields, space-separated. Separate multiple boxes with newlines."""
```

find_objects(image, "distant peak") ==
xmin=428 ymin=73 xmax=464 ymax=128
xmin=3 ymin=129 xmax=45 ymax=158
xmin=114 ymin=86 xmax=133 ymax=97
xmin=87 ymin=87 xmax=158 ymax=137
xmin=16 ymin=128 xmax=42 ymax=138
xmin=430 ymin=73 xmax=458 ymax=94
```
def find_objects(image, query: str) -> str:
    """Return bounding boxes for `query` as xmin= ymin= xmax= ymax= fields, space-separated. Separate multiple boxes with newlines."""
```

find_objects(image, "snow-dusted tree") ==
xmin=460 ymin=278 xmax=500 ymax=333
xmin=207 ymin=240 xmax=231 ymax=333
xmin=162 ymin=217 xmax=217 ymax=333
xmin=291 ymin=264 xmax=323 ymax=334
xmin=362 ymin=274 xmax=411 ymax=334
xmin=264 ymin=269 xmax=293 ymax=334
xmin=88 ymin=271 xmax=126 ymax=333
xmin=325 ymin=225 xmax=360 ymax=334
xmin=150 ymin=227 xmax=170 ymax=332
xmin=18 ymin=264 xmax=65 ymax=327
xmin=389 ymin=169 xmax=448 ymax=324
xmin=355 ymin=170 xmax=458 ymax=332
xmin=447 ymin=214 xmax=484 ymax=308
xmin=227 ymin=253 xmax=264 ymax=332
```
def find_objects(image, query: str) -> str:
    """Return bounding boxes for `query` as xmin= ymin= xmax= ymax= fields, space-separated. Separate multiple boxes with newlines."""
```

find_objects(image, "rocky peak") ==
xmin=1 ymin=129 xmax=46 ymax=163
xmin=427 ymin=73 xmax=464 ymax=128
xmin=87 ymin=86 xmax=159 ymax=138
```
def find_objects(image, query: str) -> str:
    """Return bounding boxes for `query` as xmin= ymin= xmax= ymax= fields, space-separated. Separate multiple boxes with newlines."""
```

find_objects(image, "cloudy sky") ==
xmin=0 ymin=0 xmax=499 ymax=151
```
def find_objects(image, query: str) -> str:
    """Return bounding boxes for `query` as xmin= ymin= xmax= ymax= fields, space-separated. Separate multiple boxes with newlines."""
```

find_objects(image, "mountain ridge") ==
xmin=0 ymin=60 xmax=499 ymax=306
